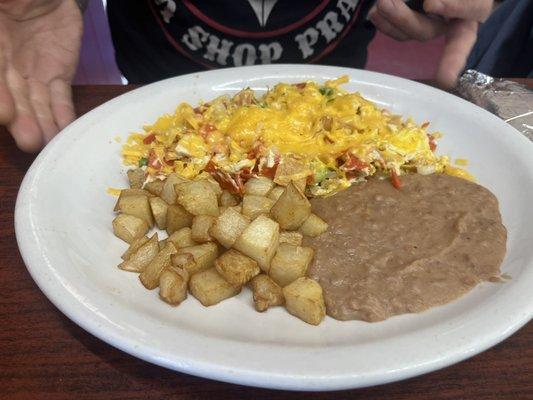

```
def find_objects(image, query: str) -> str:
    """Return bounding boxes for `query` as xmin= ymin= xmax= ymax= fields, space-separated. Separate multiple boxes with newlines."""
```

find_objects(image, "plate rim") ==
xmin=15 ymin=64 xmax=533 ymax=391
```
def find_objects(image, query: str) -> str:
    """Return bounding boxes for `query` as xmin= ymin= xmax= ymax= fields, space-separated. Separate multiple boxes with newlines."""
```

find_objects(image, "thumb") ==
xmin=435 ymin=20 xmax=478 ymax=89
xmin=0 ymin=48 xmax=15 ymax=124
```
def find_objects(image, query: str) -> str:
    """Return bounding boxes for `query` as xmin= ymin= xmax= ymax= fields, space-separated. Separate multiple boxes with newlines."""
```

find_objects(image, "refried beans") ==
xmin=306 ymin=173 xmax=507 ymax=322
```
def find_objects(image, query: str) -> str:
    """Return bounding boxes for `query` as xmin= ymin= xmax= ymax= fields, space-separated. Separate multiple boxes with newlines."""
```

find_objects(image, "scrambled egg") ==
xmin=122 ymin=76 xmax=469 ymax=196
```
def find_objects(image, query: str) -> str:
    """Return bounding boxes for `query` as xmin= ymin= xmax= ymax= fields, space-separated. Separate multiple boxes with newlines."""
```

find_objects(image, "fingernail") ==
xmin=426 ymin=0 xmax=445 ymax=14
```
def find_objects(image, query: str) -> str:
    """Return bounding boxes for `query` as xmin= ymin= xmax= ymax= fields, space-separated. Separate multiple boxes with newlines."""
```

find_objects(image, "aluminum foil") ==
xmin=457 ymin=70 xmax=533 ymax=141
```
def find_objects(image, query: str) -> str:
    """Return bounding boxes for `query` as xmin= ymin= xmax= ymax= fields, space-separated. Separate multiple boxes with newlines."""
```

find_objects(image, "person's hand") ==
xmin=369 ymin=0 xmax=494 ymax=89
xmin=0 ymin=0 xmax=82 ymax=152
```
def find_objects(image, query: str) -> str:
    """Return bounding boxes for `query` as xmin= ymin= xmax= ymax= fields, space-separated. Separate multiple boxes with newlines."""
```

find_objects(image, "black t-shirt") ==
xmin=107 ymin=0 xmax=376 ymax=83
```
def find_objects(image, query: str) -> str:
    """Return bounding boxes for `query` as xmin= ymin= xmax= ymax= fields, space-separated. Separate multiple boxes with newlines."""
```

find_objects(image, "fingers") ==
xmin=6 ymin=67 xmax=43 ymax=152
xmin=372 ymin=0 xmax=446 ymax=41
xmin=436 ymin=20 xmax=478 ymax=89
xmin=369 ymin=9 xmax=410 ymax=41
xmin=0 ymin=46 xmax=15 ymax=124
xmin=28 ymin=78 xmax=59 ymax=143
xmin=50 ymin=79 xmax=75 ymax=130
xmin=4 ymin=73 xmax=73 ymax=152
xmin=424 ymin=0 xmax=493 ymax=22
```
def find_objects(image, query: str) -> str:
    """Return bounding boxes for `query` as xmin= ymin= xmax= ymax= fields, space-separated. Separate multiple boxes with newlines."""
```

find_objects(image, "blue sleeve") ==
xmin=466 ymin=0 xmax=533 ymax=78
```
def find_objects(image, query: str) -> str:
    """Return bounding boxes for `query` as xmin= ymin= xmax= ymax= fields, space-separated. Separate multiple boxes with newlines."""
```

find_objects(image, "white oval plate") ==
xmin=15 ymin=65 xmax=533 ymax=391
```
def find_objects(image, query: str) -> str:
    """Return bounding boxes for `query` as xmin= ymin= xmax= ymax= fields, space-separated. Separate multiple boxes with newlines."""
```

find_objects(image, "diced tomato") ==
xmin=390 ymin=170 xmax=402 ymax=189
xmin=234 ymin=173 xmax=244 ymax=193
xmin=240 ymin=167 xmax=256 ymax=181
xmin=294 ymin=82 xmax=306 ymax=89
xmin=339 ymin=153 xmax=369 ymax=172
xmin=165 ymin=159 xmax=175 ymax=166
xmin=247 ymin=141 xmax=266 ymax=160
xmin=199 ymin=123 xmax=216 ymax=139
xmin=204 ymin=159 xmax=244 ymax=195
xmin=143 ymin=133 xmax=156 ymax=144
xmin=147 ymin=149 xmax=161 ymax=169
xmin=210 ymin=170 xmax=237 ymax=193
xmin=427 ymin=134 xmax=437 ymax=151
xmin=259 ymin=154 xmax=280 ymax=179
xmin=213 ymin=143 xmax=227 ymax=154
xmin=306 ymin=174 xmax=315 ymax=185
xmin=194 ymin=103 xmax=210 ymax=115
xmin=204 ymin=159 xmax=217 ymax=173
xmin=261 ymin=165 xmax=277 ymax=179
xmin=345 ymin=170 xmax=359 ymax=180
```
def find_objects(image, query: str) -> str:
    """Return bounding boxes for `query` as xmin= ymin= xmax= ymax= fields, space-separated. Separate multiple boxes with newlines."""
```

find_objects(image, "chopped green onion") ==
xmin=138 ymin=157 xmax=148 ymax=167
xmin=319 ymin=87 xmax=334 ymax=97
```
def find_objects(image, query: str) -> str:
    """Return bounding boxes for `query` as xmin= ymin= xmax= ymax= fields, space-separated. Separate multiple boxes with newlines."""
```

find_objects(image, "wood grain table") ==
xmin=1 ymin=84 xmax=531 ymax=400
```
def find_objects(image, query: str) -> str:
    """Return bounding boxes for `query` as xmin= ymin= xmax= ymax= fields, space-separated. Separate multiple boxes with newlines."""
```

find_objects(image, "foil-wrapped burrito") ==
xmin=456 ymin=70 xmax=533 ymax=141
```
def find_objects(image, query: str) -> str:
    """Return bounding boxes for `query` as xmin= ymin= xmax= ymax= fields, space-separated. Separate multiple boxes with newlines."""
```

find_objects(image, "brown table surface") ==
xmin=1 ymin=82 xmax=531 ymax=400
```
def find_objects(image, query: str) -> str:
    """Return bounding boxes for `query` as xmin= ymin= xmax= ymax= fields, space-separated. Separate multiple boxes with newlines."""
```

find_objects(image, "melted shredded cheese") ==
xmin=121 ymin=76 xmax=470 ymax=196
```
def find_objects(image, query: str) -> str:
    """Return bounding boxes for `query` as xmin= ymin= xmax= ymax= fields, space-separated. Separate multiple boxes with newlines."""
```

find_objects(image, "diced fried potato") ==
xmin=167 ymin=227 xmax=196 ymax=248
xmin=269 ymin=244 xmax=314 ymax=287
xmin=127 ymin=168 xmax=145 ymax=189
xmin=219 ymin=190 xmax=239 ymax=207
xmin=160 ymin=173 xmax=188 ymax=204
xmin=283 ymin=277 xmax=325 ymax=325
xmin=191 ymin=215 xmax=216 ymax=243
xmin=159 ymin=268 xmax=189 ymax=305
xmin=189 ymin=268 xmax=241 ymax=306
xmin=229 ymin=204 xmax=242 ymax=213
xmin=177 ymin=242 xmax=218 ymax=275
xmin=217 ymin=205 xmax=242 ymax=216
xmin=250 ymin=274 xmax=284 ymax=312
xmin=267 ymin=186 xmax=284 ymax=202
xmin=112 ymin=214 xmax=149 ymax=243
xmin=117 ymin=194 xmax=154 ymax=227
xmin=121 ymin=235 xmax=149 ymax=261
xmin=205 ymin=177 xmax=223 ymax=198
xmin=113 ymin=188 xmax=151 ymax=211
xmin=214 ymin=249 xmax=260 ymax=287
xmin=242 ymin=195 xmax=274 ymax=220
xmin=139 ymin=242 xmax=177 ymax=289
xmin=171 ymin=252 xmax=196 ymax=272
xmin=274 ymin=158 xmax=311 ymax=186
xmin=244 ymin=177 xmax=274 ymax=196
xmin=233 ymin=215 xmax=279 ymax=271
xmin=209 ymin=207 xmax=250 ymax=248
xmin=144 ymin=179 xmax=164 ymax=196
xmin=299 ymin=213 xmax=328 ymax=237
xmin=279 ymin=231 xmax=303 ymax=246
xmin=166 ymin=204 xmax=193 ymax=234
xmin=270 ymin=182 xmax=311 ymax=230
xmin=292 ymin=178 xmax=307 ymax=193
xmin=118 ymin=233 xmax=159 ymax=272
xmin=175 ymin=180 xmax=219 ymax=217
xmin=149 ymin=197 xmax=168 ymax=230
